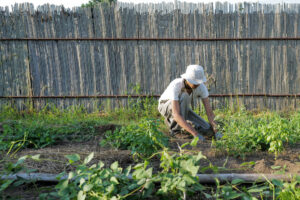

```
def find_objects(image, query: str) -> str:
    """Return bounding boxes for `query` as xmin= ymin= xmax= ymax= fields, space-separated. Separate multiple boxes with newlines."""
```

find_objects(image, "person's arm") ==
xmin=172 ymin=100 xmax=198 ymax=137
xmin=202 ymin=97 xmax=218 ymax=133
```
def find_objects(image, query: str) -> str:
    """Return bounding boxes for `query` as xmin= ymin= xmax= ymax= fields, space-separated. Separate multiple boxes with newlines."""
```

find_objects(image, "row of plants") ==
xmin=1 ymin=100 xmax=300 ymax=159
xmin=214 ymin=108 xmax=300 ymax=158
xmin=0 ymin=104 xmax=109 ymax=155
xmin=1 ymin=138 xmax=299 ymax=200
xmin=0 ymin=95 xmax=159 ymax=155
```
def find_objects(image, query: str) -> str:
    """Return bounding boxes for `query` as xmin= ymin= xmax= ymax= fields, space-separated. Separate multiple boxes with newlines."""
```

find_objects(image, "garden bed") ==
xmin=2 ymin=124 xmax=299 ymax=175
xmin=1 ymin=106 xmax=299 ymax=199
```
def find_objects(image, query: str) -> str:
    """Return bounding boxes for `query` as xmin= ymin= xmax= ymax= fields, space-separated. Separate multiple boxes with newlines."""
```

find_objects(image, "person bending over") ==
xmin=158 ymin=65 xmax=222 ymax=141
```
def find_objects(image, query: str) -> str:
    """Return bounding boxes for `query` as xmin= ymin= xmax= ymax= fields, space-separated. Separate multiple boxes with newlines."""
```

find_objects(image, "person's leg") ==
xmin=186 ymin=109 xmax=214 ymax=136
xmin=158 ymin=92 xmax=191 ymax=136
xmin=158 ymin=99 xmax=172 ymax=127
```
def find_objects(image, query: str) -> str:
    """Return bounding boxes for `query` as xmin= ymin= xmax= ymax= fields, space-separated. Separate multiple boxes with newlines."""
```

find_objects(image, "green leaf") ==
xmin=39 ymin=193 xmax=48 ymax=200
xmin=232 ymin=178 xmax=244 ymax=185
xmin=145 ymin=168 xmax=153 ymax=178
xmin=133 ymin=163 xmax=144 ymax=169
xmin=133 ymin=168 xmax=144 ymax=179
xmin=0 ymin=180 xmax=14 ymax=192
xmin=84 ymin=152 xmax=94 ymax=164
xmin=106 ymin=184 xmax=115 ymax=194
xmin=144 ymin=180 xmax=153 ymax=189
xmin=225 ymin=192 xmax=242 ymax=199
xmin=203 ymin=192 xmax=212 ymax=198
xmin=248 ymin=187 xmax=266 ymax=193
xmin=83 ymin=184 xmax=93 ymax=192
xmin=128 ymin=183 xmax=138 ymax=190
xmin=110 ymin=176 xmax=119 ymax=184
xmin=180 ymin=159 xmax=199 ymax=176
xmin=31 ymin=154 xmax=40 ymax=161
xmin=271 ymin=179 xmax=283 ymax=187
xmin=79 ymin=178 xmax=85 ymax=187
xmin=13 ymin=180 xmax=26 ymax=187
xmin=56 ymin=172 xmax=67 ymax=181
xmin=65 ymin=154 xmax=80 ymax=164
xmin=180 ymin=142 xmax=190 ymax=149
xmin=182 ymin=174 xmax=196 ymax=184
xmin=137 ymin=178 xmax=146 ymax=185
xmin=271 ymin=165 xmax=281 ymax=170
xmin=143 ymin=181 xmax=154 ymax=198
xmin=98 ymin=161 xmax=105 ymax=169
xmin=196 ymin=151 xmax=206 ymax=161
xmin=78 ymin=190 xmax=86 ymax=200
xmin=144 ymin=160 xmax=149 ymax=169
xmin=110 ymin=161 xmax=119 ymax=171
xmin=14 ymin=155 xmax=28 ymax=167
xmin=124 ymin=165 xmax=131 ymax=176
xmin=190 ymin=137 xmax=199 ymax=147
xmin=61 ymin=180 xmax=69 ymax=190
xmin=240 ymin=161 xmax=255 ymax=167
xmin=89 ymin=164 xmax=96 ymax=169
xmin=68 ymin=172 xmax=75 ymax=180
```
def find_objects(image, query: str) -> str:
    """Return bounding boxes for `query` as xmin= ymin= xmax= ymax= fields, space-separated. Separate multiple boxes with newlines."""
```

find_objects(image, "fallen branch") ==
xmin=1 ymin=173 xmax=299 ymax=184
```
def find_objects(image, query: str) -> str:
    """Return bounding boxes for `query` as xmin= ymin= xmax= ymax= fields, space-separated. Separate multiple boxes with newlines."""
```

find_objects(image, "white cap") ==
xmin=180 ymin=65 xmax=207 ymax=85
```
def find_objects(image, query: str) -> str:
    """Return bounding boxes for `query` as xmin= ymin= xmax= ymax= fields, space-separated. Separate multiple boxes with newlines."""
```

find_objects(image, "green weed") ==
xmin=0 ymin=104 xmax=110 ymax=154
xmin=101 ymin=119 xmax=169 ymax=157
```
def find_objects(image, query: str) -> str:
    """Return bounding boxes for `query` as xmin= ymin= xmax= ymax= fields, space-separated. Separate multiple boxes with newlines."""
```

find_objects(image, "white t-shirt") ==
xmin=159 ymin=78 xmax=209 ymax=102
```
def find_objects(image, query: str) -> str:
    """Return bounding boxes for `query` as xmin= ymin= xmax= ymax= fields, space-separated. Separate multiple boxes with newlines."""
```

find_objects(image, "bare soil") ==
xmin=1 ymin=124 xmax=299 ymax=176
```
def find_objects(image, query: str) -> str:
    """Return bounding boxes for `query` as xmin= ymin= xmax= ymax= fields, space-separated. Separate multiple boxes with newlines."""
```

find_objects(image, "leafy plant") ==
xmin=214 ymin=109 xmax=300 ymax=158
xmin=1 ymin=141 xmax=299 ymax=200
xmin=273 ymin=175 xmax=300 ymax=200
xmin=156 ymin=138 xmax=206 ymax=199
xmin=43 ymin=138 xmax=207 ymax=200
xmin=0 ymin=155 xmax=38 ymax=193
xmin=0 ymin=104 xmax=114 ymax=156
xmin=101 ymin=119 xmax=169 ymax=157
xmin=0 ymin=119 xmax=103 ymax=154
xmin=107 ymin=84 xmax=159 ymax=122
xmin=43 ymin=152 xmax=143 ymax=200
xmin=81 ymin=0 xmax=116 ymax=7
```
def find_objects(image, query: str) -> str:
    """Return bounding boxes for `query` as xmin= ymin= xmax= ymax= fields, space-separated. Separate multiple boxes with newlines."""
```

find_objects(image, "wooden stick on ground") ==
xmin=1 ymin=173 xmax=299 ymax=183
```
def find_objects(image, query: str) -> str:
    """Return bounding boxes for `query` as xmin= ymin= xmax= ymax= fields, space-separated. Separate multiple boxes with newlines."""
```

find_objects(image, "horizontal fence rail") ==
xmin=1 ymin=37 xmax=300 ymax=41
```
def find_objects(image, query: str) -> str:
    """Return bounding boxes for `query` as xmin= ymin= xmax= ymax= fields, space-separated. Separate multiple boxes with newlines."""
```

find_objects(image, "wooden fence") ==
xmin=0 ymin=2 xmax=300 ymax=111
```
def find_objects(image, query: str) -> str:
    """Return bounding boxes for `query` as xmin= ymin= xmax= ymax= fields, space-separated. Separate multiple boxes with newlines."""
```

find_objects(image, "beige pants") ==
xmin=158 ymin=92 xmax=212 ymax=136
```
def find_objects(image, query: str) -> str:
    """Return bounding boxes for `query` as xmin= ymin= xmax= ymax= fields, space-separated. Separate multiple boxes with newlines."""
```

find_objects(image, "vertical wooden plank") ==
xmin=0 ymin=8 xmax=11 ymax=108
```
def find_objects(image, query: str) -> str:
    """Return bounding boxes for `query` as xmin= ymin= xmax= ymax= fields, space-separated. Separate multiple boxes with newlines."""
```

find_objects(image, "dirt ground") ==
xmin=1 ymin=124 xmax=300 ymax=175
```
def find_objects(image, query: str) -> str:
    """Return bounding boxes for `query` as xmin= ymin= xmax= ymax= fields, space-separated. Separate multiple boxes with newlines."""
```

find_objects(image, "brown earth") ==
xmin=1 ymin=124 xmax=299 ymax=176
